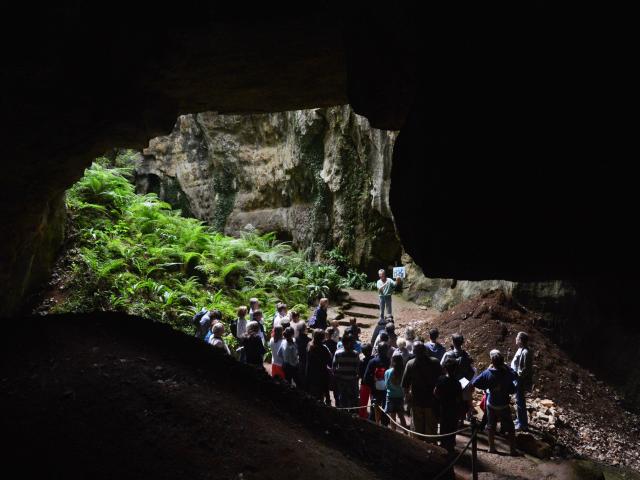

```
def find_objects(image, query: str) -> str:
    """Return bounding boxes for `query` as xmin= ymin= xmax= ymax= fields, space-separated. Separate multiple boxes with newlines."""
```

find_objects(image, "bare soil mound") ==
xmin=414 ymin=290 xmax=640 ymax=471
xmin=0 ymin=313 xmax=447 ymax=480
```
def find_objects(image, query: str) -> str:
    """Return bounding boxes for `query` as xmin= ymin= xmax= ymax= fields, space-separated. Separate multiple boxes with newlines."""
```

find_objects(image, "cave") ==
xmin=2 ymin=3 xmax=639 ymax=479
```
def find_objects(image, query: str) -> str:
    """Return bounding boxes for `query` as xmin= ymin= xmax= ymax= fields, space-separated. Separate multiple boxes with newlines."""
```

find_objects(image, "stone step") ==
xmin=339 ymin=305 xmax=379 ymax=319
xmin=347 ymin=299 xmax=380 ymax=309
xmin=336 ymin=319 xmax=373 ymax=329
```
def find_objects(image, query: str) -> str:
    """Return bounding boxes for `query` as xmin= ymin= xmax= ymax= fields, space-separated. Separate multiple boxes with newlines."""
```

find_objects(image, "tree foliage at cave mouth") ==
xmin=55 ymin=161 xmax=368 ymax=337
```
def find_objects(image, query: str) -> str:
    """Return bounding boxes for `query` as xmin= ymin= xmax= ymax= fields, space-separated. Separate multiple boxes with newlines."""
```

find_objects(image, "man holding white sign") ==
xmin=377 ymin=268 xmax=402 ymax=320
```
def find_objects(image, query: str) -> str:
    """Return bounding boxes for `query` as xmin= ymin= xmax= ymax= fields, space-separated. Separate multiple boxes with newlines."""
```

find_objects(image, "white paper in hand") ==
xmin=459 ymin=377 xmax=470 ymax=390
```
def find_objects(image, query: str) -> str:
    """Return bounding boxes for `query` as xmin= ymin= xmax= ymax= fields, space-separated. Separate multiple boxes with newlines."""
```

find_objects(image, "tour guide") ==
xmin=377 ymin=268 xmax=402 ymax=319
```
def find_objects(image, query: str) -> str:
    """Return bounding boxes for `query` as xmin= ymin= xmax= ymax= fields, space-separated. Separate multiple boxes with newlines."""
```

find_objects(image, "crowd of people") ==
xmin=192 ymin=271 xmax=534 ymax=457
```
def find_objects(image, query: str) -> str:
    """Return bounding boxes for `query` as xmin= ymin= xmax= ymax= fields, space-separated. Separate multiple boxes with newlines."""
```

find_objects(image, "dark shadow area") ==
xmin=0 ymin=312 xmax=447 ymax=479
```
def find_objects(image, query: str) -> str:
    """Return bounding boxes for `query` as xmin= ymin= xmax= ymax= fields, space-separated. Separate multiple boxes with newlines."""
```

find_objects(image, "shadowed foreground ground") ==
xmin=0 ymin=313 xmax=446 ymax=480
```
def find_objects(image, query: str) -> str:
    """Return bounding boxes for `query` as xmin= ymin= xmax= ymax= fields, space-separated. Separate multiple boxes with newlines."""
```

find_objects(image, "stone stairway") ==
xmin=335 ymin=290 xmax=381 ymax=334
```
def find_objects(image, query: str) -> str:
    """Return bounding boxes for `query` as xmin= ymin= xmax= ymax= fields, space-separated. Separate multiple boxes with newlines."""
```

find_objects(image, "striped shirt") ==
xmin=332 ymin=350 xmax=360 ymax=381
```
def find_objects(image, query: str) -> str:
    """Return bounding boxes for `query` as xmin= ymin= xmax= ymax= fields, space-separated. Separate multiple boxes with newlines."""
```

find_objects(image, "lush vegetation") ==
xmin=54 ymin=161 xmax=369 ymax=338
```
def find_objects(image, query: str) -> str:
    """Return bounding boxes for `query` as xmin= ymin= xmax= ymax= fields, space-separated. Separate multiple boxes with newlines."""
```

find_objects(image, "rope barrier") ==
xmin=376 ymin=405 xmax=470 ymax=439
xmin=432 ymin=432 xmax=475 ymax=480
xmin=333 ymin=403 xmax=373 ymax=411
xmin=332 ymin=403 xmax=480 ymax=478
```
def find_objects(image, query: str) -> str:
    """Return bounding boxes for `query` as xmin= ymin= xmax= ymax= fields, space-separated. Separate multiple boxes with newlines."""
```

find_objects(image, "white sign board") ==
xmin=393 ymin=266 xmax=406 ymax=279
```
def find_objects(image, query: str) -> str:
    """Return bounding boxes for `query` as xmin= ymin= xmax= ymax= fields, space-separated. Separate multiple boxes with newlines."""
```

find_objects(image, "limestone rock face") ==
xmin=138 ymin=106 xmax=400 ymax=274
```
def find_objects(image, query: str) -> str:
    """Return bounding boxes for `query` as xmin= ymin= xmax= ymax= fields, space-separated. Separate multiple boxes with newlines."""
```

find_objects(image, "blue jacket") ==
xmin=472 ymin=366 xmax=517 ymax=408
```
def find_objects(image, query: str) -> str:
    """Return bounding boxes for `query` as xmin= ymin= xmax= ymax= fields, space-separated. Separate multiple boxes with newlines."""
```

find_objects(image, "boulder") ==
xmin=515 ymin=432 xmax=552 ymax=459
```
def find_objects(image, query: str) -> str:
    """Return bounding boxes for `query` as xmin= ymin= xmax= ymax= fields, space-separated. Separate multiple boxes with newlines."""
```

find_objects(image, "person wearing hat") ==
xmin=472 ymin=349 xmax=518 ymax=455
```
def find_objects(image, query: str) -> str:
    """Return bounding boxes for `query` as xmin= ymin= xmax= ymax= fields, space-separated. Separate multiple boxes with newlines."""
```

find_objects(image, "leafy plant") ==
xmin=52 ymin=161 xmax=367 ymax=335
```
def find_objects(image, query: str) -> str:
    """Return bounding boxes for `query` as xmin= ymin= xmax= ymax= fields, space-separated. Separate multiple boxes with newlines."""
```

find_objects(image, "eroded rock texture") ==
xmin=137 ymin=106 xmax=400 ymax=274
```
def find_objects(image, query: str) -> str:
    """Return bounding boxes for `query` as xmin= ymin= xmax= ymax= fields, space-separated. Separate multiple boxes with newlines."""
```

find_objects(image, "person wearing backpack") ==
xmin=441 ymin=333 xmax=476 ymax=420
xmin=192 ymin=307 xmax=209 ymax=339
xmin=364 ymin=342 xmax=391 ymax=425
xmin=308 ymin=298 xmax=328 ymax=330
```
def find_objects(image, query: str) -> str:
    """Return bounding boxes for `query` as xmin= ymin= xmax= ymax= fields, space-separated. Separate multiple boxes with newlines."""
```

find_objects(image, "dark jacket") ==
xmin=242 ymin=334 xmax=266 ymax=366
xmin=401 ymin=355 xmax=442 ymax=408
xmin=363 ymin=355 xmax=391 ymax=390
xmin=309 ymin=306 xmax=328 ymax=330
xmin=324 ymin=339 xmax=338 ymax=358
xmin=306 ymin=344 xmax=332 ymax=394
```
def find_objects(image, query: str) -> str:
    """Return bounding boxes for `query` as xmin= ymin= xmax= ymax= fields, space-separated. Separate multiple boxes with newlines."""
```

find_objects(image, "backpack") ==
xmin=192 ymin=309 xmax=208 ymax=326
xmin=374 ymin=367 xmax=387 ymax=390
xmin=452 ymin=350 xmax=473 ymax=380
xmin=192 ymin=309 xmax=209 ymax=337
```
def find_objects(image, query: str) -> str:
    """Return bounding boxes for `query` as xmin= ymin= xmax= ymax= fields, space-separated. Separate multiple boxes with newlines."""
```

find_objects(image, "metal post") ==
xmin=471 ymin=418 xmax=478 ymax=480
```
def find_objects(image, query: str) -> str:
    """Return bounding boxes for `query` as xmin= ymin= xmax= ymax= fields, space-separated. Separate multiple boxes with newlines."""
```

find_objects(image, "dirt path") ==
xmin=329 ymin=289 xmax=440 ymax=343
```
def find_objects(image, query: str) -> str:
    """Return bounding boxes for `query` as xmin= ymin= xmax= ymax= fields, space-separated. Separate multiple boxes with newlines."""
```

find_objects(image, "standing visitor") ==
xmin=252 ymin=309 xmax=267 ymax=345
xmin=208 ymin=322 xmax=231 ymax=355
xmin=269 ymin=325 xmax=285 ymax=379
xmin=273 ymin=303 xmax=289 ymax=328
xmin=279 ymin=327 xmax=299 ymax=385
xmin=402 ymin=341 xmax=442 ymax=441
xmin=472 ymin=349 xmax=518 ymax=456
xmin=371 ymin=317 xmax=390 ymax=346
xmin=294 ymin=321 xmax=310 ymax=390
xmin=309 ymin=298 xmax=329 ymax=330
xmin=426 ymin=328 xmax=446 ymax=362
xmin=348 ymin=317 xmax=361 ymax=340
xmin=511 ymin=331 xmax=533 ymax=431
xmin=306 ymin=329 xmax=332 ymax=403
xmin=434 ymin=357 xmax=464 ymax=453
xmin=404 ymin=326 xmax=416 ymax=354
xmin=337 ymin=326 xmax=362 ymax=353
xmin=289 ymin=310 xmax=301 ymax=330
xmin=364 ymin=342 xmax=392 ymax=424
xmin=358 ymin=342 xmax=374 ymax=419
xmin=324 ymin=327 xmax=338 ymax=358
xmin=373 ymin=332 xmax=395 ymax=359
xmin=330 ymin=320 xmax=342 ymax=341
xmin=231 ymin=306 xmax=248 ymax=339
xmin=385 ymin=354 xmax=408 ymax=431
xmin=393 ymin=338 xmax=411 ymax=365
xmin=242 ymin=321 xmax=266 ymax=367
xmin=203 ymin=310 xmax=223 ymax=344
xmin=249 ymin=298 xmax=260 ymax=321
xmin=377 ymin=269 xmax=401 ymax=319
xmin=374 ymin=322 xmax=397 ymax=349
xmin=441 ymin=333 xmax=475 ymax=420
xmin=193 ymin=307 xmax=210 ymax=339
xmin=332 ymin=333 xmax=360 ymax=408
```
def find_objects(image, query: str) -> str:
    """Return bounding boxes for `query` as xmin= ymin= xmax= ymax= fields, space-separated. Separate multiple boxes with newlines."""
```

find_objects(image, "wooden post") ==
xmin=471 ymin=418 xmax=478 ymax=480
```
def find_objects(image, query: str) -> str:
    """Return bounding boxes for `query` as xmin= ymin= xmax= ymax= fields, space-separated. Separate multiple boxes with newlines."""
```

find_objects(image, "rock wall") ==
xmin=137 ymin=106 xmax=401 ymax=274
